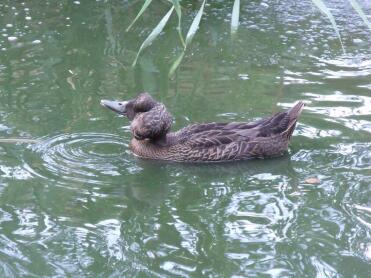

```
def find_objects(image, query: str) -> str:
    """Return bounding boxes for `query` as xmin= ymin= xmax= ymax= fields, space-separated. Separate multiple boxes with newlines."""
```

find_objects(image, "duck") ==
xmin=101 ymin=93 xmax=304 ymax=162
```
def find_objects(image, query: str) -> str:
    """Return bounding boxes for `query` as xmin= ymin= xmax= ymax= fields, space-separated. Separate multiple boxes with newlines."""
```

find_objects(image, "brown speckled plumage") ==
xmin=101 ymin=93 xmax=304 ymax=162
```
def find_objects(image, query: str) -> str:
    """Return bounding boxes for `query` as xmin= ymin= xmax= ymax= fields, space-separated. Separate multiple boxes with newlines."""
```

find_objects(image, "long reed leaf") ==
xmin=126 ymin=0 xmax=152 ymax=32
xmin=231 ymin=0 xmax=240 ymax=33
xmin=171 ymin=0 xmax=186 ymax=47
xmin=169 ymin=0 xmax=206 ymax=77
xmin=185 ymin=0 xmax=206 ymax=45
xmin=132 ymin=6 xmax=174 ymax=66
xmin=348 ymin=0 xmax=371 ymax=31
xmin=168 ymin=51 xmax=185 ymax=77
xmin=310 ymin=0 xmax=345 ymax=53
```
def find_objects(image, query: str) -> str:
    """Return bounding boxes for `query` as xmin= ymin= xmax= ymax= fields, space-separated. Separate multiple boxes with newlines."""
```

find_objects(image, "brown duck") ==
xmin=101 ymin=93 xmax=304 ymax=162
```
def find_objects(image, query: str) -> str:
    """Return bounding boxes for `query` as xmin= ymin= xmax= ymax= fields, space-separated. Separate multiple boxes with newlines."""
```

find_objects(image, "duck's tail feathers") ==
xmin=284 ymin=101 xmax=304 ymax=140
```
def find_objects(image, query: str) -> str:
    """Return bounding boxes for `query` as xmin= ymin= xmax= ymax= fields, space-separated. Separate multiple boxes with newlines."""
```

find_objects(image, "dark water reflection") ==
xmin=0 ymin=0 xmax=370 ymax=277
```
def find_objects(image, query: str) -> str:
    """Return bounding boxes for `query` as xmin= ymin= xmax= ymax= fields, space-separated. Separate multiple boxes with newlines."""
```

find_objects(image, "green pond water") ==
xmin=0 ymin=0 xmax=370 ymax=277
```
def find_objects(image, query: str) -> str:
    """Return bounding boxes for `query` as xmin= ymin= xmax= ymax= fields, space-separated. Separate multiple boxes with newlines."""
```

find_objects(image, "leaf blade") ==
xmin=132 ymin=6 xmax=174 ymax=66
xmin=348 ymin=0 xmax=371 ymax=31
xmin=171 ymin=0 xmax=186 ymax=47
xmin=231 ymin=0 xmax=240 ymax=34
xmin=185 ymin=0 xmax=206 ymax=46
xmin=168 ymin=0 xmax=206 ymax=77
xmin=168 ymin=51 xmax=185 ymax=78
xmin=126 ymin=0 xmax=153 ymax=32
xmin=310 ymin=0 xmax=345 ymax=53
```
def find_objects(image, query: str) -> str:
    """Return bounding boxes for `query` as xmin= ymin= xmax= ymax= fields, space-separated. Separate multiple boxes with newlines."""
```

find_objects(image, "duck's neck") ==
xmin=130 ymin=136 xmax=167 ymax=160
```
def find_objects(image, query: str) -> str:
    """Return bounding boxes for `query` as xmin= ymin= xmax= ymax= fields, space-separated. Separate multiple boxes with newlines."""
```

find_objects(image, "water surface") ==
xmin=0 ymin=0 xmax=370 ymax=277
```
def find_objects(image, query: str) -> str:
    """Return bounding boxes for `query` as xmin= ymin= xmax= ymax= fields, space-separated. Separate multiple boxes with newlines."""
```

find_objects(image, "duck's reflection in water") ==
xmin=122 ymin=153 xmax=299 ymax=209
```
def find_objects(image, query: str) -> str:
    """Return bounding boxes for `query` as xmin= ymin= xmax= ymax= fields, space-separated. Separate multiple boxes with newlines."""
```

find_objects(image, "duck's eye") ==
xmin=118 ymin=103 xmax=122 ymax=106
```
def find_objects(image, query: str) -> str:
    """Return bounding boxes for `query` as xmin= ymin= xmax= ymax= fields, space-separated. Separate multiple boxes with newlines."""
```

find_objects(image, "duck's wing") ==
xmin=185 ymin=119 xmax=268 ymax=133
xmin=184 ymin=128 xmax=259 ymax=148
xmin=173 ymin=119 xmax=266 ymax=141
xmin=173 ymin=117 xmax=284 ymax=148
xmin=251 ymin=102 xmax=305 ymax=138
xmin=223 ymin=102 xmax=305 ymax=139
xmin=173 ymin=129 xmax=262 ymax=161
xmin=175 ymin=102 xmax=304 ymax=148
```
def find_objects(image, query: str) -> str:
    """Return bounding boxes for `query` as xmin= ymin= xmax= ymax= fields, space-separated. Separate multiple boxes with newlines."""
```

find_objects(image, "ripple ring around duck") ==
xmin=22 ymin=133 xmax=127 ymax=186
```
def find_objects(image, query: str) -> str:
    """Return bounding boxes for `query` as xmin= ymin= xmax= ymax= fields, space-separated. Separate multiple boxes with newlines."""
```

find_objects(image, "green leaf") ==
xmin=168 ymin=51 xmax=185 ymax=78
xmin=168 ymin=0 xmax=206 ymax=77
xmin=185 ymin=0 xmax=206 ymax=45
xmin=171 ymin=0 xmax=186 ymax=47
xmin=310 ymin=0 xmax=345 ymax=53
xmin=126 ymin=0 xmax=153 ymax=32
xmin=169 ymin=0 xmax=206 ymax=77
xmin=132 ymin=6 xmax=174 ymax=67
xmin=231 ymin=0 xmax=240 ymax=34
xmin=348 ymin=0 xmax=371 ymax=31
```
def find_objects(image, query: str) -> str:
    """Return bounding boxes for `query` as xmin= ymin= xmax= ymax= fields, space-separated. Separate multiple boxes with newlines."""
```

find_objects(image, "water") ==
xmin=0 ymin=0 xmax=370 ymax=276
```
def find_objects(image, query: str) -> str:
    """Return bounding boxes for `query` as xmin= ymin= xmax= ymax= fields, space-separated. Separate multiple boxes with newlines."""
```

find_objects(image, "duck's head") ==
xmin=101 ymin=92 xmax=157 ymax=120
xmin=101 ymin=93 xmax=172 ymax=140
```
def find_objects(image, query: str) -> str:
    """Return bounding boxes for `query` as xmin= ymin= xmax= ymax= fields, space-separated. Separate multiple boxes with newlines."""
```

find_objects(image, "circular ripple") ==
xmin=23 ymin=133 xmax=129 ymax=186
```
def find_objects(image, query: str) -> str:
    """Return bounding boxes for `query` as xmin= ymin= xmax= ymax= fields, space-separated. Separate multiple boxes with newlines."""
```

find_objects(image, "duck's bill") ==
xmin=100 ymin=100 xmax=128 ymax=115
